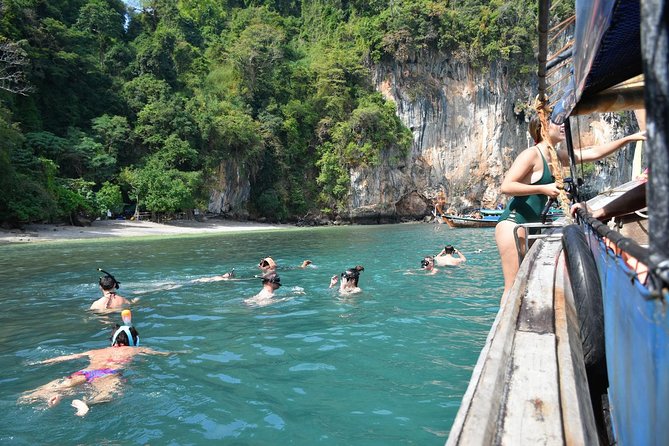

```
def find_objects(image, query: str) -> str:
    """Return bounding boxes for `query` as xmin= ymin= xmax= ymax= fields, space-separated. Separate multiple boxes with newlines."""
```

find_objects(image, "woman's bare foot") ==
xmin=71 ymin=399 xmax=89 ymax=416
xmin=47 ymin=394 xmax=62 ymax=407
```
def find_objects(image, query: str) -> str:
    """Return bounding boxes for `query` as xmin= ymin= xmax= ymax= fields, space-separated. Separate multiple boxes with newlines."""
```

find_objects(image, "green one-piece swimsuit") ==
xmin=498 ymin=147 xmax=553 ymax=224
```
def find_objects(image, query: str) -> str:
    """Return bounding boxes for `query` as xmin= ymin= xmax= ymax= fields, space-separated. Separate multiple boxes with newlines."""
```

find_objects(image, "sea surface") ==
xmin=0 ymin=223 xmax=502 ymax=445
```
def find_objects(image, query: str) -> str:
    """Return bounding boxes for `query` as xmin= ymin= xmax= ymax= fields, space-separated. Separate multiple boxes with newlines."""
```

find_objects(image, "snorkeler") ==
xmin=18 ymin=310 xmax=170 ymax=416
xmin=90 ymin=269 xmax=132 ymax=311
xmin=329 ymin=265 xmax=365 ymax=294
xmin=434 ymin=245 xmax=467 ymax=267
xmin=420 ymin=256 xmax=439 ymax=274
xmin=258 ymin=257 xmax=277 ymax=273
xmin=191 ymin=268 xmax=236 ymax=283
xmin=244 ymin=272 xmax=282 ymax=306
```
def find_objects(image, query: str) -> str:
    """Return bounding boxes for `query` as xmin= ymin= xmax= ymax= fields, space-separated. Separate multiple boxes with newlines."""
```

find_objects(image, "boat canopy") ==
xmin=551 ymin=0 xmax=642 ymax=123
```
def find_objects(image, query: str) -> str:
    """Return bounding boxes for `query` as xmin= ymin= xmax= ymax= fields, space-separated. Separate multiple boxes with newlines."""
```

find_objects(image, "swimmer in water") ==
xmin=90 ymin=269 xmax=133 ymax=311
xmin=299 ymin=260 xmax=313 ymax=269
xmin=330 ymin=265 xmax=364 ymax=294
xmin=258 ymin=257 xmax=277 ymax=273
xmin=244 ymin=272 xmax=282 ymax=306
xmin=420 ymin=256 xmax=439 ymax=275
xmin=434 ymin=245 xmax=467 ymax=267
xmin=18 ymin=310 xmax=170 ymax=416
xmin=191 ymin=268 xmax=235 ymax=283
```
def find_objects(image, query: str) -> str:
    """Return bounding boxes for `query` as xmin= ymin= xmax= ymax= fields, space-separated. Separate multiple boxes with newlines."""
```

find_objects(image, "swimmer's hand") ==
xmin=329 ymin=275 xmax=338 ymax=288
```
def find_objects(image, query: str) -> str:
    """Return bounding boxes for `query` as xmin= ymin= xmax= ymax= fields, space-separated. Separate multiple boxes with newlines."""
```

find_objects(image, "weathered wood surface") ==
xmin=446 ymin=233 xmax=599 ymax=446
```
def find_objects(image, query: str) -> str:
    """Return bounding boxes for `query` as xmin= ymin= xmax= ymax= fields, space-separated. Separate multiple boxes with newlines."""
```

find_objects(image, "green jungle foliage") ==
xmin=0 ymin=0 xmax=555 ymax=225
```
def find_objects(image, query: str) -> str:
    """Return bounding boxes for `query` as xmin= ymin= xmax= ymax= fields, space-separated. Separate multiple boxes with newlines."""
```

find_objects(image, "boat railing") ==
xmin=514 ymin=222 xmax=564 ymax=265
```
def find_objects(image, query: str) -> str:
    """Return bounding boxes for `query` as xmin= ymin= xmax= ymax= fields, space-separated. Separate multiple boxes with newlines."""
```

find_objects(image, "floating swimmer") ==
xmin=18 ymin=312 xmax=170 ymax=417
xmin=191 ymin=268 xmax=236 ymax=283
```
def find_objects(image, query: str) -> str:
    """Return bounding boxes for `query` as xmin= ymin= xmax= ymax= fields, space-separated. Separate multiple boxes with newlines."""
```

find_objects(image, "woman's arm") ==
xmin=501 ymin=148 xmax=560 ymax=198
xmin=559 ymin=131 xmax=646 ymax=164
xmin=38 ymin=352 xmax=88 ymax=365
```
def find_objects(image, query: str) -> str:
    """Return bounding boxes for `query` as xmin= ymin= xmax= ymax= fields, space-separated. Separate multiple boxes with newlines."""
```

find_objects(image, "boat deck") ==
xmin=446 ymin=231 xmax=598 ymax=445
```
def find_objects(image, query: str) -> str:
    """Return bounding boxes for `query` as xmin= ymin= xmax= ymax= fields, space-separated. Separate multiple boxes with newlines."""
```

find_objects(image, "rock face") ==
xmin=344 ymin=57 xmax=529 ymax=222
xmin=208 ymin=157 xmax=251 ymax=219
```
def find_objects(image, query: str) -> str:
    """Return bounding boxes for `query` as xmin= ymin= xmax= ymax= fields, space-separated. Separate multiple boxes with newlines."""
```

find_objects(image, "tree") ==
xmin=0 ymin=39 xmax=32 ymax=95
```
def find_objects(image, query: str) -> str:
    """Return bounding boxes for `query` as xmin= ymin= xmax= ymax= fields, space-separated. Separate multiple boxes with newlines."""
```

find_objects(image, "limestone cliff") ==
xmin=346 ymin=57 xmax=529 ymax=222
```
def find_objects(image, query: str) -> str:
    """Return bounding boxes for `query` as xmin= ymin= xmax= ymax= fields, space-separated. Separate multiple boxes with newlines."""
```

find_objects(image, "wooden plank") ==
xmin=554 ymin=250 xmax=601 ymax=446
xmin=500 ymin=331 xmax=563 ymax=445
xmin=447 ymin=239 xmax=547 ymax=445
xmin=518 ymin=239 xmax=560 ymax=334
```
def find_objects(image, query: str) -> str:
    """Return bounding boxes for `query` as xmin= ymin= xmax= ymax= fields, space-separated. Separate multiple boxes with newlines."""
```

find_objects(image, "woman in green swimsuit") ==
xmin=495 ymin=115 xmax=646 ymax=300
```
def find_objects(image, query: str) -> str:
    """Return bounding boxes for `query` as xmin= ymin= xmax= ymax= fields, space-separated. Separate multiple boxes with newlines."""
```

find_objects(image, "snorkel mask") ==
xmin=111 ymin=309 xmax=139 ymax=346
xmin=421 ymin=257 xmax=433 ymax=268
xmin=98 ymin=268 xmax=120 ymax=289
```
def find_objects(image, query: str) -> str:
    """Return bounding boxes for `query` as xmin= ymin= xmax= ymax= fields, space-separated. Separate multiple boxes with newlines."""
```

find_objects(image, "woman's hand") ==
xmin=329 ymin=275 xmax=338 ymax=288
xmin=542 ymin=183 xmax=561 ymax=198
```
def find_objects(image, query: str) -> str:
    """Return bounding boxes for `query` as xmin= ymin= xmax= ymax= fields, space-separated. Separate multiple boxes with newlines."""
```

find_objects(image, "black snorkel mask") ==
xmin=421 ymin=258 xmax=432 ymax=268
xmin=98 ymin=268 xmax=120 ymax=289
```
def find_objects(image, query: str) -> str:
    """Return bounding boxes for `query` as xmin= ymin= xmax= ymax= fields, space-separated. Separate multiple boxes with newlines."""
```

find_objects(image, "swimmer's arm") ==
xmin=455 ymin=249 xmax=466 ymax=261
xmin=38 ymin=352 xmax=88 ymax=365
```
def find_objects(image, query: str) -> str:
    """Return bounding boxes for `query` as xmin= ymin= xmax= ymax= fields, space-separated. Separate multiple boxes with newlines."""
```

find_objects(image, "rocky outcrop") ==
xmin=208 ymin=157 xmax=251 ymax=219
xmin=343 ymin=56 xmax=529 ymax=222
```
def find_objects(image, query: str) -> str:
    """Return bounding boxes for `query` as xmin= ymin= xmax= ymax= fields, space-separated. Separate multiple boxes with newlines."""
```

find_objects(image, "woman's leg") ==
xmin=72 ymin=375 xmax=122 ymax=416
xmin=495 ymin=221 xmax=526 ymax=300
xmin=18 ymin=374 xmax=87 ymax=407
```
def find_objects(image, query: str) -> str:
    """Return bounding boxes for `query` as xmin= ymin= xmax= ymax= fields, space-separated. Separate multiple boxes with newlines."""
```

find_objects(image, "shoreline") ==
xmin=0 ymin=218 xmax=293 ymax=245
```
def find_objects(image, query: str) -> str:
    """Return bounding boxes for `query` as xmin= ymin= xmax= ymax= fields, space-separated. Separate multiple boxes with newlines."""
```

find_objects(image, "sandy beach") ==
xmin=0 ymin=219 xmax=291 ymax=244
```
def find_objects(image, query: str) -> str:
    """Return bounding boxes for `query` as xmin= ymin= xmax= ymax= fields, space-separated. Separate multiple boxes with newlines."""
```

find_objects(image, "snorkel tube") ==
xmin=98 ymin=268 xmax=120 ymax=289
xmin=111 ymin=309 xmax=139 ymax=347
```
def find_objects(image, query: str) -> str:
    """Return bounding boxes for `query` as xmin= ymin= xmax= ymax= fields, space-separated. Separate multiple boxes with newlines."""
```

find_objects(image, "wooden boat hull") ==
xmin=442 ymin=215 xmax=497 ymax=228
xmin=446 ymin=233 xmax=599 ymax=444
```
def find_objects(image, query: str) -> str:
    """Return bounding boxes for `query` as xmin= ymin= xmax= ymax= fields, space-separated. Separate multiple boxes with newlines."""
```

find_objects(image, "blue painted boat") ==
xmin=551 ymin=0 xmax=669 ymax=444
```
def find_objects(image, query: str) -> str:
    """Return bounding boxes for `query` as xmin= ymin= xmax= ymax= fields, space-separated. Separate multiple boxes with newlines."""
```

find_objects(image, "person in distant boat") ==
xmin=258 ymin=257 xmax=277 ymax=273
xmin=90 ymin=269 xmax=132 ymax=311
xmin=330 ymin=265 xmax=365 ymax=294
xmin=18 ymin=311 xmax=170 ymax=416
xmin=495 ymin=114 xmax=646 ymax=300
xmin=435 ymin=245 xmax=466 ymax=266
xmin=191 ymin=268 xmax=235 ymax=283
xmin=420 ymin=256 xmax=439 ymax=274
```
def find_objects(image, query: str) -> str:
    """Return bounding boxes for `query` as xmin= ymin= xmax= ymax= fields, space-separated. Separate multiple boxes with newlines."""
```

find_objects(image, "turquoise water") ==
xmin=0 ymin=223 xmax=502 ymax=445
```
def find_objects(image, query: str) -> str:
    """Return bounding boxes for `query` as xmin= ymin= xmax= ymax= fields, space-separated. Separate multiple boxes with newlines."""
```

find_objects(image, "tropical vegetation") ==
xmin=0 ymin=0 xmax=559 ymax=226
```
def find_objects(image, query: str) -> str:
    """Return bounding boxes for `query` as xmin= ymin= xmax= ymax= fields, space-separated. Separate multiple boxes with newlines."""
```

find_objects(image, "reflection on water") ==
xmin=0 ymin=224 xmax=502 ymax=445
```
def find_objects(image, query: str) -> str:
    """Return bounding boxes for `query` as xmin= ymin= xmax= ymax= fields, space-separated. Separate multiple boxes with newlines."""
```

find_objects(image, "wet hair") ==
xmin=110 ymin=324 xmax=139 ymax=346
xmin=444 ymin=245 xmax=455 ymax=255
xmin=529 ymin=115 xmax=544 ymax=144
xmin=342 ymin=265 xmax=364 ymax=286
xmin=98 ymin=269 xmax=120 ymax=291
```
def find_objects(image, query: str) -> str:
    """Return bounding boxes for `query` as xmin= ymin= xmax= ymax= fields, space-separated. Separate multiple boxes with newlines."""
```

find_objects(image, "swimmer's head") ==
xmin=421 ymin=256 xmax=434 ymax=269
xmin=261 ymin=272 xmax=281 ymax=288
xmin=341 ymin=265 xmax=364 ymax=286
xmin=110 ymin=324 xmax=139 ymax=347
xmin=444 ymin=245 xmax=455 ymax=255
xmin=98 ymin=269 xmax=120 ymax=290
xmin=259 ymin=257 xmax=277 ymax=270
